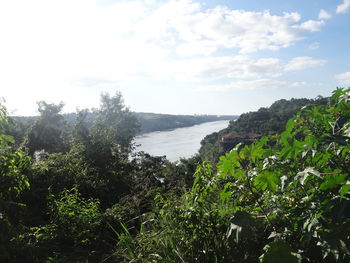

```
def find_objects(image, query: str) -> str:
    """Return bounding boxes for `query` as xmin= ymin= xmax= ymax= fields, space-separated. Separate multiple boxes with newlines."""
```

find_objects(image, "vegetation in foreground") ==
xmin=1 ymin=89 xmax=350 ymax=262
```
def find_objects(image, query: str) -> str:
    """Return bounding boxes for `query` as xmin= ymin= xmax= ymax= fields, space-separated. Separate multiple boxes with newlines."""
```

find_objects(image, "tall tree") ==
xmin=23 ymin=101 xmax=68 ymax=155
xmin=92 ymin=92 xmax=140 ymax=154
xmin=69 ymin=92 xmax=141 ymax=207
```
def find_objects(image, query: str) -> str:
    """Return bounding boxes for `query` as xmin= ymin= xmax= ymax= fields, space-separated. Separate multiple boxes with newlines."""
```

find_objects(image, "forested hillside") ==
xmin=199 ymin=96 xmax=328 ymax=163
xmin=134 ymin=112 xmax=237 ymax=133
xmin=1 ymin=88 xmax=350 ymax=262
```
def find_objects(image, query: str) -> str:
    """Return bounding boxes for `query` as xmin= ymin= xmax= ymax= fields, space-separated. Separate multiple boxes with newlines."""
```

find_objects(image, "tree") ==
xmin=23 ymin=101 xmax=68 ymax=155
xmin=92 ymin=92 xmax=140 ymax=154
xmin=66 ymin=92 xmax=141 ymax=208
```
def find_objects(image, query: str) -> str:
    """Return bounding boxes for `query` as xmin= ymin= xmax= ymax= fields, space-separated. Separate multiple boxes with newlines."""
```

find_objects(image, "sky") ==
xmin=0 ymin=0 xmax=350 ymax=116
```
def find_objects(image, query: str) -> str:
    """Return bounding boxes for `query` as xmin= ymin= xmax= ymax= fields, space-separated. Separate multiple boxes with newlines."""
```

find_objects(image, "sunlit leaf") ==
xmin=320 ymin=174 xmax=347 ymax=190
xmin=296 ymin=167 xmax=320 ymax=185
xmin=254 ymin=171 xmax=279 ymax=192
xmin=339 ymin=182 xmax=350 ymax=197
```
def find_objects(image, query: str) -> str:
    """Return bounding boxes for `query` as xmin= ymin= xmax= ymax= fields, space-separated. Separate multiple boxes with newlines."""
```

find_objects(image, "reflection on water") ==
xmin=134 ymin=120 xmax=230 ymax=162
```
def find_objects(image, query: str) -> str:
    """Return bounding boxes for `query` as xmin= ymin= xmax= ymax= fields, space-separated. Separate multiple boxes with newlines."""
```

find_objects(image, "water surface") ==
xmin=134 ymin=120 xmax=229 ymax=161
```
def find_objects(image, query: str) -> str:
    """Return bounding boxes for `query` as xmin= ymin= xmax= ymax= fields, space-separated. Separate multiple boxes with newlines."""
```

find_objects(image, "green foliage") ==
xmin=0 ymin=152 xmax=30 ymax=200
xmin=260 ymin=240 xmax=300 ymax=263
xmin=115 ymin=88 xmax=350 ymax=262
xmin=0 ymin=103 xmax=31 ymax=262
xmin=200 ymin=96 xmax=328 ymax=163
xmin=92 ymin=92 xmax=140 ymax=153
xmin=0 ymin=103 xmax=15 ymax=147
xmin=22 ymin=187 xmax=102 ymax=262
xmin=0 ymin=151 xmax=31 ymax=262
xmin=48 ymin=187 xmax=101 ymax=245
xmin=23 ymin=101 xmax=68 ymax=155
xmin=114 ymin=163 xmax=265 ymax=262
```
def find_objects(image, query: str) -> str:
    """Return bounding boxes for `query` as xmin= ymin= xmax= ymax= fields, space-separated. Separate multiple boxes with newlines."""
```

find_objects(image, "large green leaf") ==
xmin=227 ymin=211 xmax=255 ymax=243
xmin=254 ymin=170 xmax=279 ymax=192
xmin=339 ymin=182 xmax=350 ymax=197
xmin=320 ymin=174 xmax=347 ymax=190
xmin=260 ymin=240 xmax=300 ymax=263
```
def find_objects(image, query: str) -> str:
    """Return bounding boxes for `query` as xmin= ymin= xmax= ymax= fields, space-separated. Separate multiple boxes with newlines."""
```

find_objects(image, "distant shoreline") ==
xmin=134 ymin=112 xmax=238 ymax=134
xmin=12 ymin=112 xmax=239 ymax=135
xmin=136 ymin=119 xmax=232 ymax=136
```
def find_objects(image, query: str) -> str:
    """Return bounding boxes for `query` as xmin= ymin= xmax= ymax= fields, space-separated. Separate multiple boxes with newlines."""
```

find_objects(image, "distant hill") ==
xmin=134 ymin=112 xmax=238 ymax=133
xmin=13 ymin=112 xmax=238 ymax=134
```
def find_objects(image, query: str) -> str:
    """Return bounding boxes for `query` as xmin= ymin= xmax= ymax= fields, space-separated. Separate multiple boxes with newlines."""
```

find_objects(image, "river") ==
xmin=134 ymin=120 xmax=230 ymax=162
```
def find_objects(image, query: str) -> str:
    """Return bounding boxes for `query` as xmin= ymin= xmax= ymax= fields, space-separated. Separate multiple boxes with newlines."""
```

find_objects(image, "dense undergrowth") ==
xmin=1 ymin=89 xmax=350 ymax=262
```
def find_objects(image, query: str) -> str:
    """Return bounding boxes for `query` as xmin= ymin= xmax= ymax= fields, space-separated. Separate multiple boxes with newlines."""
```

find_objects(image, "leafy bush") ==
xmin=22 ymin=187 xmax=102 ymax=262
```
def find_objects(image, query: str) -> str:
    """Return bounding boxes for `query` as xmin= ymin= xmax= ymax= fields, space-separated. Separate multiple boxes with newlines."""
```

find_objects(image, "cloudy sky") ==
xmin=1 ymin=0 xmax=349 ymax=116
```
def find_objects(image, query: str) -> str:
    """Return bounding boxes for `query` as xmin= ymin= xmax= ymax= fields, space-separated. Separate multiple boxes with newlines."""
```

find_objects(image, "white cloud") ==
xmin=337 ymin=0 xmax=350 ymax=14
xmin=198 ymin=79 xmax=306 ymax=91
xmin=0 ymin=0 xmax=328 ymax=80
xmin=318 ymin=9 xmax=332 ymax=20
xmin=285 ymin=56 xmax=327 ymax=71
xmin=149 ymin=55 xmax=327 ymax=83
xmin=335 ymin=72 xmax=350 ymax=86
xmin=147 ymin=56 xmax=282 ymax=82
xmin=167 ymin=8 xmax=307 ymax=54
xmin=308 ymin=42 xmax=320 ymax=50
xmin=293 ymin=20 xmax=325 ymax=32
xmin=73 ymin=77 xmax=119 ymax=88
xmin=176 ymin=40 xmax=218 ymax=57
xmin=118 ymin=1 xmax=324 ymax=55
xmin=0 ymin=0 xmax=331 ymax=114
xmin=247 ymin=58 xmax=282 ymax=78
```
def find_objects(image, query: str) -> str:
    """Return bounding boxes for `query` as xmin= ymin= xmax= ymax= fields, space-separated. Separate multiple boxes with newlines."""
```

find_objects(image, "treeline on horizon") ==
xmin=1 ymin=88 xmax=350 ymax=262
xmin=13 ymin=109 xmax=238 ymax=135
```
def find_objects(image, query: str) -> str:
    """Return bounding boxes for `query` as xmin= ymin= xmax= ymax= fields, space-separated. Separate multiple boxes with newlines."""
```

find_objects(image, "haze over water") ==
xmin=134 ymin=120 xmax=230 ymax=161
